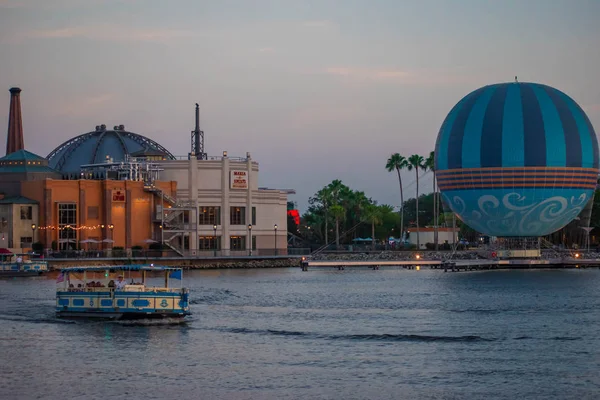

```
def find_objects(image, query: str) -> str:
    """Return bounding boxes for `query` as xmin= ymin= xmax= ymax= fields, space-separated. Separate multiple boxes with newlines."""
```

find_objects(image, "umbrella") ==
xmin=102 ymin=239 xmax=115 ymax=243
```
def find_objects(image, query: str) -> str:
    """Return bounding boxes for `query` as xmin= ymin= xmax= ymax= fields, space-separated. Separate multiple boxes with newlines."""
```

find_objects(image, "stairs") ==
xmin=144 ymin=185 xmax=196 ymax=257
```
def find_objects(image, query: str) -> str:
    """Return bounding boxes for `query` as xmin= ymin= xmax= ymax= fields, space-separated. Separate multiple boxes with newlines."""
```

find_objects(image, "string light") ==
xmin=38 ymin=224 xmax=114 ymax=231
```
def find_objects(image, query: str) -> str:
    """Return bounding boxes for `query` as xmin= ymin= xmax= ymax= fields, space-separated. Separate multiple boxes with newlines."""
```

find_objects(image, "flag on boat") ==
xmin=169 ymin=270 xmax=182 ymax=280
xmin=56 ymin=272 xmax=65 ymax=283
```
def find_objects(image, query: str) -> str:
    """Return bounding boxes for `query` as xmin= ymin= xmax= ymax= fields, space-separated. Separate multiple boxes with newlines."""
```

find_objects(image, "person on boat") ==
xmin=115 ymin=275 xmax=127 ymax=290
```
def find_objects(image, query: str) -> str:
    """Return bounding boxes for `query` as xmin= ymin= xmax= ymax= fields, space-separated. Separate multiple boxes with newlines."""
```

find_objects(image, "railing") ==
xmin=171 ymin=155 xmax=249 ymax=162
xmin=45 ymin=248 xmax=311 ymax=259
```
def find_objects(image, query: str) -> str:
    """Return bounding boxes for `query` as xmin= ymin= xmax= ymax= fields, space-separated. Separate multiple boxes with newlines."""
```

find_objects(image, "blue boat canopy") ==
xmin=59 ymin=264 xmax=182 ymax=273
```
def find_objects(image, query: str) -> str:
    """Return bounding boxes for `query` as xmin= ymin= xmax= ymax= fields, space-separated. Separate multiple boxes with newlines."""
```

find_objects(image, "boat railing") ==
xmin=58 ymin=286 xmax=185 ymax=294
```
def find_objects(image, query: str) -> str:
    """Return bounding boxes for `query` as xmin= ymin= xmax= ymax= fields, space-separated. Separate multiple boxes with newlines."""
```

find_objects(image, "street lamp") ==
xmin=213 ymin=224 xmax=217 ymax=257
xmin=31 ymin=224 xmax=36 ymax=245
xmin=248 ymin=224 xmax=253 ymax=256
xmin=109 ymin=224 xmax=114 ymax=248
xmin=274 ymin=224 xmax=278 ymax=255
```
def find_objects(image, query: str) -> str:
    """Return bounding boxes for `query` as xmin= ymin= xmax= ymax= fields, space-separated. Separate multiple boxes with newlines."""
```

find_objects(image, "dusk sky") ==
xmin=1 ymin=0 xmax=599 ymax=212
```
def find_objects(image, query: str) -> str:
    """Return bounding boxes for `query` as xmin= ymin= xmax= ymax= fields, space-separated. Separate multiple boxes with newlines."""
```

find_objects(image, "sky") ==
xmin=1 ymin=0 xmax=599 ymax=213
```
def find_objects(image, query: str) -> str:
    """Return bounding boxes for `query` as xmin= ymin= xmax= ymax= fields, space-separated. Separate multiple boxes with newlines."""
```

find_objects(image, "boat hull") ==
xmin=56 ymin=310 xmax=190 ymax=320
xmin=55 ymin=290 xmax=191 ymax=320
xmin=1 ymin=261 xmax=48 ymax=277
xmin=0 ymin=270 xmax=44 ymax=277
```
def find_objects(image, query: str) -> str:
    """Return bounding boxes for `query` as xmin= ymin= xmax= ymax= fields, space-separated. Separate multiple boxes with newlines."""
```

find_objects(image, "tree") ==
xmin=424 ymin=151 xmax=438 ymax=250
xmin=407 ymin=154 xmax=425 ymax=249
xmin=363 ymin=204 xmax=383 ymax=250
xmin=385 ymin=153 xmax=407 ymax=241
xmin=309 ymin=187 xmax=333 ymax=245
xmin=330 ymin=204 xmax=345 ymax=248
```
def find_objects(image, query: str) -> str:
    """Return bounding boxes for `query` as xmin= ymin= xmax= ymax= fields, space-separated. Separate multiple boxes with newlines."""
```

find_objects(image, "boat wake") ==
xmin=210 ymin=326 xmax=495 ymax=342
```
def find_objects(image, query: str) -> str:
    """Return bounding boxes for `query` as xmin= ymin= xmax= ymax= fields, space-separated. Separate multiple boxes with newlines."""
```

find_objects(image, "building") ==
xmin=407 ymin=227 xmax=459 ymax=249
xmin=21 ymin=174 xmax=176 ymax=253
xmin=158 ymin=152 xmax=291 ymax=255
xmin=0 ymin=88 xmax=291 ymax=256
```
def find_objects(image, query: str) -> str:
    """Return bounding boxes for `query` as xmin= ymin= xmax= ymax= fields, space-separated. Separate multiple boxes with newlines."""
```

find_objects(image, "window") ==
xmin=20 ymin=206 xmax=32 ymax=220
xmin=230 ymin=236 xmax=246 ymax=250
xmin=58 ymin=203 xmax=77 ymax=251
xmin=230 ymin=207 xmax=246 ymax=225
xmin=252 ymin=207 xmax=256 ymax=225
xmin=87 ymin=206 xmax=99 ymax=219
xmin=20 ymin=236 xmax=33 ymax=246
xmin=199 ymin=236 xmax=220 ymax=250
xmin=198 ymin=206 xmax=221 ymax=225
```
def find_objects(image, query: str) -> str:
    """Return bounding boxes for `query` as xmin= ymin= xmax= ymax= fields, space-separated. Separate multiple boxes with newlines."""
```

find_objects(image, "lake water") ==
xmin=1 ymin=268 xmax=600 ymax=400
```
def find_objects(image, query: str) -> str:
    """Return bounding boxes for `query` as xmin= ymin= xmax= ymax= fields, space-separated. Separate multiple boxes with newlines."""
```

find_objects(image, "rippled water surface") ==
xmin=2 ymin=268 xmax=600 ymax=400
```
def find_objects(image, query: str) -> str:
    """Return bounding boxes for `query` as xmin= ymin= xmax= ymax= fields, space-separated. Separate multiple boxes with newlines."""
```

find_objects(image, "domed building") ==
xmin=46 ymin=124 xmax=175 ymax=173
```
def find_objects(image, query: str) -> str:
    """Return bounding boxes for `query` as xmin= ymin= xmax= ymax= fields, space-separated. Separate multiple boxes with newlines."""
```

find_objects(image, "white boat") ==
xmin=55 ymin=264 xmax=191 ymax=320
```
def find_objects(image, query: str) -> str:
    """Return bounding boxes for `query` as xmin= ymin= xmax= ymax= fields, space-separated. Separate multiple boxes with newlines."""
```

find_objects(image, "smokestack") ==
xmin=6 ymin=87 xmax=25 ymax=155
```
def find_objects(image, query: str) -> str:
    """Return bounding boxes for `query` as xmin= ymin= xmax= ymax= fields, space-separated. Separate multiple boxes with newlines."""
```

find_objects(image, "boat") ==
xmin=55 ymin=264 xmax=191 ymax=320
xmin=0 ymin=252 xmax=48 ymax=277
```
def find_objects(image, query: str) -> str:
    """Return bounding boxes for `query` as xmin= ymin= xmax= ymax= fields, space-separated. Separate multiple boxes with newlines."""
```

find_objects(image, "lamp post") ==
xmin=31 ymin=224 xmax=36 ymax=246
xmin=109 ymin=224 xmax=114 ymax=249
xmin=274 ymin=224 xmax=278 ymax=256
xmin=213 ymin=224 xmax=217 ymax=257
xmin=248 ymin=224 xmax=253 ymax=256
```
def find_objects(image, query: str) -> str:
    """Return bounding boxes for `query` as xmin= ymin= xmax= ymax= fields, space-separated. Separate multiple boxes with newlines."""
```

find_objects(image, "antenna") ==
xmin=190 ymin=103 xmax=206 ymax=159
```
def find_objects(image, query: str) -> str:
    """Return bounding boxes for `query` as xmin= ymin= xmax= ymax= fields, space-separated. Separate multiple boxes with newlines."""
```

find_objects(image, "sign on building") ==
xmin=230 ymin=170 xmax=248 ymax=189
xmin=112 ymin=190 xmax=126 ymax=202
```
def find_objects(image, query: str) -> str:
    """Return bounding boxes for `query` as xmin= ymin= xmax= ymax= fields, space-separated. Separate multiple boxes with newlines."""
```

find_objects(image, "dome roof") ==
xmin=435 ymin=82 xmax=598 ymax=171
xmin=47 ymin=125 xmax=175 ymax=172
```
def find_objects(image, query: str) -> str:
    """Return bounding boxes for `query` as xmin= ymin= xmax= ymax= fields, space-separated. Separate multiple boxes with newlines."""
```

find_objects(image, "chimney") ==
xmin=6 ymin=87 xmax=25 ymax=155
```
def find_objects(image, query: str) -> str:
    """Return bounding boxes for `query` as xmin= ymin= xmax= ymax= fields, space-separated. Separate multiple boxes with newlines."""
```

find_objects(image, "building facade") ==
xmin=21 ymin=178 xmax=176 ymax=252
xmin=158 ymin=152 xmax=289 ymax=255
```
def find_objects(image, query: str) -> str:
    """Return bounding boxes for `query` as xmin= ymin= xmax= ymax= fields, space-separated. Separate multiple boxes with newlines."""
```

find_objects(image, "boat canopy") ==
xmin=60 ymin=264 xmax=182 ymax=273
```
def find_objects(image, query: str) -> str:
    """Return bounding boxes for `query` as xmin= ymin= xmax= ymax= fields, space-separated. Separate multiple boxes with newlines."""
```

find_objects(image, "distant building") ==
xmin=0 ymin=87 xmax=291 ymax=255
xmin=407 ymin=227 xmax=459 ymax=249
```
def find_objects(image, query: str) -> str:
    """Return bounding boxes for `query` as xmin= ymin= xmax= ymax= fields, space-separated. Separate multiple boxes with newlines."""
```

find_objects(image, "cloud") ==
xmin=21 ymin=25 xmax=198 ymax=43
xmin=322 ymin=66 xmax=477 ymax=86
xmin=258 ymin=47 xmax=275 ymax=53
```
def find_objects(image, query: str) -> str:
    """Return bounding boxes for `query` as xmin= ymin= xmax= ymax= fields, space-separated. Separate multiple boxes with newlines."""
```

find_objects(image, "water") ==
xmin=1 ymin=268 xmax=600 ymax=400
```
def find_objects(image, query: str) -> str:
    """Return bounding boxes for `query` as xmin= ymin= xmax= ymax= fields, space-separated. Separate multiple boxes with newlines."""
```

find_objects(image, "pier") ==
xmin=300 ymin=258 xmax=600 ymax=271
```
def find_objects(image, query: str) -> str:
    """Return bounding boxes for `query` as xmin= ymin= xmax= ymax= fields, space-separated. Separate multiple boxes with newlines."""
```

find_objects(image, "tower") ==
xmin=190 ymin=103 xmax=206 ymax=159
xmin=6 ymin=87 xmax=25 ymax=155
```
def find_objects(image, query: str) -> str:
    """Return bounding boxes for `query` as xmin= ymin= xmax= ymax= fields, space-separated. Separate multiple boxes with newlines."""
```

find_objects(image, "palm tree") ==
xmin=407 ymin=154 xmax=425 ymax=249
xmin=425 ymin=151 xmax=438 ymax=250
xmin=385 ymin=153 xmax=407 ymax=242
xmin=363 ymin=204 xmax=383 ymax=250
xmin=310 ymin=187 xmax=333 ymax=246
xmin=330 ymin=204 xmax=345 ymax=248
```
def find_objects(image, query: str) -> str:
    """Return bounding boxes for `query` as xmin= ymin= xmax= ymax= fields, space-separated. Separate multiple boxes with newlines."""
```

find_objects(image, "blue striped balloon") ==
xmin=434 ymin=82 xmax=599 ymax=237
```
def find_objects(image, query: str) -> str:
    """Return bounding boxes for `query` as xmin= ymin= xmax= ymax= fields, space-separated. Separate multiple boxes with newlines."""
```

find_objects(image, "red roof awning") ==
xmin=0 ymin=248 xmax=13 ymax=254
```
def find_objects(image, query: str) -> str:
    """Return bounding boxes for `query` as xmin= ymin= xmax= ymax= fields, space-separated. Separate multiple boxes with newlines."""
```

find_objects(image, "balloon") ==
xmin=435 ymin=82 xmax=599 ymax=237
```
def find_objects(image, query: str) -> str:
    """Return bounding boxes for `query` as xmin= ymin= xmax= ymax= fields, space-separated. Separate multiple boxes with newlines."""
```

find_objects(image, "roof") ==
xmin=60 ymin=264 xmax=182 ymax=272
xmin=0 ymin=150 xmax=47 ymax=162
xmin=0 ymin=165 xmax=59 ymax=174
xmin=46 ymin=126 xmax=175 ymax=172
xmin=435 ymin=82 xmax=598 ymax=171
xmin=0 ymin=196 xmax=38 ymax=204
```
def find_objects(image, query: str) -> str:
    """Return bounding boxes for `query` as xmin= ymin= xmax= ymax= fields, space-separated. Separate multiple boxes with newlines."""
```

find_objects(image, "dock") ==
xmin=300 ymin=258 xmax=600 ymax=271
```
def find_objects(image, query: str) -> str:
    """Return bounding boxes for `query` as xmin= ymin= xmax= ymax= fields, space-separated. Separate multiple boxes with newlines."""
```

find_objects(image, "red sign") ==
xmin=112 ymin=190 xmax=125 ymax=202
